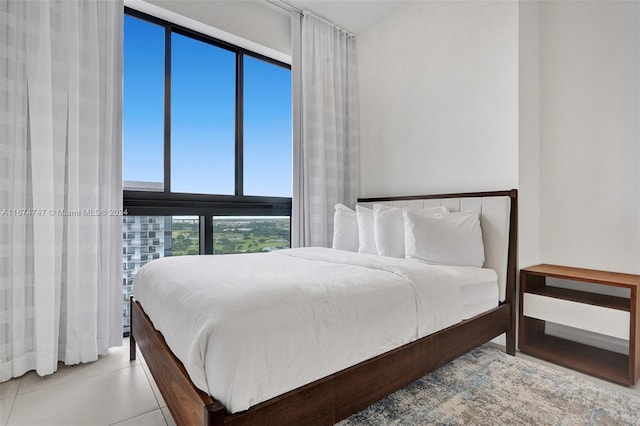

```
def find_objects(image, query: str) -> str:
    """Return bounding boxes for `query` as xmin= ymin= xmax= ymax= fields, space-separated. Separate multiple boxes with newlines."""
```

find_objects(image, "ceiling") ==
xmin=286 ymin=0 xmax=408 ymax=34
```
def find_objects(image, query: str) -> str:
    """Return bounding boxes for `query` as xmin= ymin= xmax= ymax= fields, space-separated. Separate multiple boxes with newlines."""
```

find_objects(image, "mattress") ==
xmin=133 ymin=247 xmax=498 ymax=413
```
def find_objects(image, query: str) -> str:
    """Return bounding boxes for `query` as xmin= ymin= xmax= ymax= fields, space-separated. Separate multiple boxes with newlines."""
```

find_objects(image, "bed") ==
xmin=130 ymin=189 xmax=518 ymax=426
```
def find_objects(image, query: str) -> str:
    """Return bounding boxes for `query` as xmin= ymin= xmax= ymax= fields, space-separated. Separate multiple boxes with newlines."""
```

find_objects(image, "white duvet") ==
xmin=133 ymin=247 xmax=497 ymax=413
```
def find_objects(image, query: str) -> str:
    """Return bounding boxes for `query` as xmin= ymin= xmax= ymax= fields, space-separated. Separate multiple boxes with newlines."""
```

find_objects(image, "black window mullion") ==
xmin=201 ymin=215 xmax=213 ymax=255
xmin=235 ymin=53 xmax=244 ymax=196
xmin=164 ymin=25 xmax=172 ymax=193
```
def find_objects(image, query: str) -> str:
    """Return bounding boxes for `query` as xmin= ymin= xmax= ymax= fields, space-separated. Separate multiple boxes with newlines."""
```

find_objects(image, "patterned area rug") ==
xmin=338 ymin=345 xmax=640 ymax=425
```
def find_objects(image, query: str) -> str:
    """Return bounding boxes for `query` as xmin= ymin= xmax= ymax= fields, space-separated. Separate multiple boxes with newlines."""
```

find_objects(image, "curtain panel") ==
xmin=0 ymin=0 xmax=123 ymax=381
xmin=292 ymin=12 xmax=360 ymax=248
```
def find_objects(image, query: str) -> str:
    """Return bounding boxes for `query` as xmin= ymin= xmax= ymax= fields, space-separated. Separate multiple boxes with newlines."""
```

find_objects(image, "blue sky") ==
xmin=123 ymin=15 xmax=292 ymax=197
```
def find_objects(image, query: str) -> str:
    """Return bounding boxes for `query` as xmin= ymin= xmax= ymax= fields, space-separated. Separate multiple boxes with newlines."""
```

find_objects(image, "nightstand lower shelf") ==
xmin=520 ymin=318 xmax=629 ymax=385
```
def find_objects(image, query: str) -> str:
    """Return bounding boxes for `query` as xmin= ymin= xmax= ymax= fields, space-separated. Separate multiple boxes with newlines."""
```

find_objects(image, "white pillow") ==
xmin=356 ymin=205 xmax=376 ymax=255
xmin=374 ymin=205 xmax=447 ymax=258
xmin=404 ymin=211 xmax=485 ymax=267
xmin=332 ymin=203 xmax=358 ymax=251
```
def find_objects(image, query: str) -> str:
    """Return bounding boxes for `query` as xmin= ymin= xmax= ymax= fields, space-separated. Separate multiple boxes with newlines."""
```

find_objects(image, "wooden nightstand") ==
xmin=519 ymin=264 xmax=640 ymax=386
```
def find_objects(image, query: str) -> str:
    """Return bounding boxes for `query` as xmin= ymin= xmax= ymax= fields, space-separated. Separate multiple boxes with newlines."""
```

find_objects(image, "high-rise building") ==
xmin=121 ymin=215 xmax=172 ymax=333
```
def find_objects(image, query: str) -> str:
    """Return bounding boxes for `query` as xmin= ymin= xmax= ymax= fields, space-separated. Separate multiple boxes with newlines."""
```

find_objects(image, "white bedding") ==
xmin=455 ymin=267 xmax=499 ymax=319
xmin=133 ymin=247 xmax=498 ymax=413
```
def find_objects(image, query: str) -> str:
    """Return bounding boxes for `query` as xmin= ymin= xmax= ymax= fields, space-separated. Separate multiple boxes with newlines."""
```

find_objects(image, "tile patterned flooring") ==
xmin=1 ymin=339 xmax=640 ymax=425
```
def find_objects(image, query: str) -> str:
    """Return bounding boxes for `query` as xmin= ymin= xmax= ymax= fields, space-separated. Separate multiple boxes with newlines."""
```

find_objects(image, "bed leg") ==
xmin=129 ymin=297 xmax=137 ymax=361
xmin=130 ymin=333 xmax=137 ymax=361
xmin=506 ymin=326 xmax=516 ymax=356
xmin=507 ymin=302 xmax=516 ymax=356
xmin=506 ymin=298 xmax=517 ymax=356
xmin=204 ymin=402 xmax=226 ymax=426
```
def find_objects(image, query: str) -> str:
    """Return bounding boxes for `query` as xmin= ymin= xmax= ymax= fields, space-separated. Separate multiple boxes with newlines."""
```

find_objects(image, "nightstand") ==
xmin=519 ymin=264 xmax=640 ymax=386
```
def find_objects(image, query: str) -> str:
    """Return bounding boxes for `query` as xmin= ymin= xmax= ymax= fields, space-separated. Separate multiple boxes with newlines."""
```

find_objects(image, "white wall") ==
xmin=358 ymin=1 xmax=519 ymax=198
xmin=518 ymin=0 xmax=542 ymax=269
xmin=537 ymin=1 xmax=640 ymax=274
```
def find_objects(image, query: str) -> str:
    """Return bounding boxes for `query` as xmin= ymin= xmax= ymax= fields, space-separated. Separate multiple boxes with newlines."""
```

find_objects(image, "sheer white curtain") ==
xmin=292 ymin=12 xmax=360 ymax=247
xmin=0 ymin=0 xmax=123 ymax=381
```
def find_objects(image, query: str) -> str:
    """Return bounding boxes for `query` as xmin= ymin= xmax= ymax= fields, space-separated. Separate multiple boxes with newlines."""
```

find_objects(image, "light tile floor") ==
xmin=0 ymin=339 xmax=175 ymax=426
xmin=1 ymin=340 xmax=640 ymax=426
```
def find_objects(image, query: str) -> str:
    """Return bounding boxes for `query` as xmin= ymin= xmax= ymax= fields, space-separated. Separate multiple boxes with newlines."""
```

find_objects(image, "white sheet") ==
xmin=428 ymin=265 xmax=499 ymax=319
xmin=133 ymin=247 xmax=497 ymax=413
xmin=461 ymin=274 xmax=499 ymax=319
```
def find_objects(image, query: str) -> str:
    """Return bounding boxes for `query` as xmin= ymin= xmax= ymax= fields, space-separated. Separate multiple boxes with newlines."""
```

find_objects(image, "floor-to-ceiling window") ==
xmin=122 ymin=8 xmax=292 ymax=333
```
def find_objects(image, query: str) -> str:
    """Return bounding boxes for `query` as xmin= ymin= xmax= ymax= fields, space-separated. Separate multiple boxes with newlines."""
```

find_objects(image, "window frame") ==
xmin=123 ymin=7 xmax=293 ymax=254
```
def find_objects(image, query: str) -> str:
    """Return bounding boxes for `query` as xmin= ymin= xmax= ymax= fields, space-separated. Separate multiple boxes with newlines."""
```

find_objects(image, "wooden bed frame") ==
xmin=130 ymin=189 xmax=518 ymax=426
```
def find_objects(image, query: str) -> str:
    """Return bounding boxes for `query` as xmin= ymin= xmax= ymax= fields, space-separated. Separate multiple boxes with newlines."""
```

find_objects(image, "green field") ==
xmin=213 ymin=217 xmax=290 ymax=254
xmin=171 ymin=220 xmax=199 ymax=256
xmin=169 ymin=217 xmax=290 ymax=256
